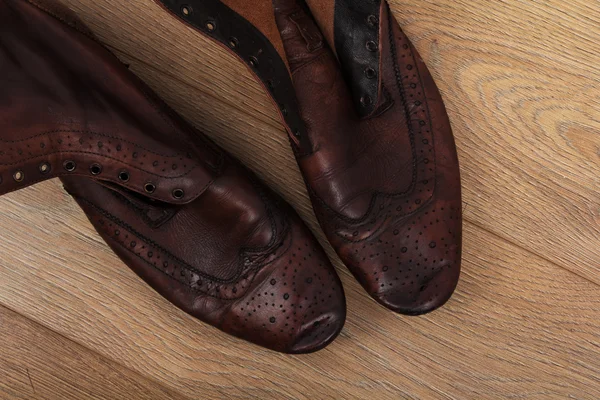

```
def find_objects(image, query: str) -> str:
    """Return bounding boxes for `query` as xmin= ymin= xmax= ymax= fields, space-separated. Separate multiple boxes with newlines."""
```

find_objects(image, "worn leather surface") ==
xmin=0 ymin=0 xmax=346 ymax=353
xmin=275 ymin=0 xmax=463 ymax=314
xmin=159 ymin=0 xmax=463 ymax=315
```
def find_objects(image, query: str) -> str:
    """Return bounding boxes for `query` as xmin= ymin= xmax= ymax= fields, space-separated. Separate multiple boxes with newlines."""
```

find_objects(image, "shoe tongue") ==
xmin=0 ymin=0 xmax=222 ymax=204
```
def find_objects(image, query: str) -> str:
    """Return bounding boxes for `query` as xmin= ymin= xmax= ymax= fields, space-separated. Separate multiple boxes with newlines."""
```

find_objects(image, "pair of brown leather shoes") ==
xmin=0 ymin=0 xmax=462 ymax=353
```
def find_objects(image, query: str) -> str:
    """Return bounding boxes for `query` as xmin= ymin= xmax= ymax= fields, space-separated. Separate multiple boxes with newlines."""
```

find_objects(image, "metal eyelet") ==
xmin=39 ymin=162 xmax=51 ymax=174
xmin=172 ymin=189 xmax=184 ymax=199
xmin=118 ymin=171 xmax=130 ymax=182
xmin=144 ymin=183 xmax=156 ymax=194
xmin=181 ymin=5 xmax=192 ymax=16
xmin=366 ymin=41 xmax=378 ymax=52
xmin=365 ymin=67 xmax=377 ymax=79
xmin=228 ymin=37 xmax=239 ymax=49
xmin=205 ymin=20 xmax=216 ymax=32
xmin=63 ymin=160 xmax=76 ymax=172
xmin=367 ymin=15 xmax=379 ymax=27
xmin=249 ymin=56 xmax=259 ymax=68
xmin=90 ymin=164 xmax=102 ymax=175
xmin=360 ymin=95 xmax=373 ymax=106
xmin=13 ymin=170 xmax=24 ymax=182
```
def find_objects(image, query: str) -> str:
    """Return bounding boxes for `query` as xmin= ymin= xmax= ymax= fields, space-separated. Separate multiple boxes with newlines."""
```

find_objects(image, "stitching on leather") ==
xmin=305 ymin=6 xmax=437 ymax=230
xmin=82 ymin=196 xmax=293 ymax=300
xmin=109 ymin=189 xmax=176 ymax=229
xmin=289 ymin=51 xmax=331 ymax=78
xmin=0 ymin=129 xmax=181 ymax=157
xmin=17 ymin=1 xmax=225 ymax=172
xmin=77 ymin=196 xmax=254 ymax=285
xmin=70 ymin=167 xmax=289 ymax=288
xmin=387 ymin=7 xmax=419 ymax=197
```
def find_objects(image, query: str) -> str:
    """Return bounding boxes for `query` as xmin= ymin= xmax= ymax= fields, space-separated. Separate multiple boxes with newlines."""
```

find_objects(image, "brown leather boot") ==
xmin=157 ymin=0 xmax=462 ymax=315
xmin=0 ymin=0 xmax=346 ymax=353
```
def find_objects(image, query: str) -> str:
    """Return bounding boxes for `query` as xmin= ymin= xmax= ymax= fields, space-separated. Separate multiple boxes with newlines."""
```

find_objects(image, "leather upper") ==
xmin=0 ymin=0 xmax=346 ymax=353
xmin=157 ymin=0 xmax=463 ymax=314
xmin=275 ymin=0 xmax=463 ymax=314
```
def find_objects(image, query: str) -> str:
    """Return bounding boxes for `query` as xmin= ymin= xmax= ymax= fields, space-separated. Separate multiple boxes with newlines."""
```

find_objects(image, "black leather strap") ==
xmin=334 ymin=0 xmax=382 ymax=118
xmin=157 ymin=0 xmax=312 ymax=155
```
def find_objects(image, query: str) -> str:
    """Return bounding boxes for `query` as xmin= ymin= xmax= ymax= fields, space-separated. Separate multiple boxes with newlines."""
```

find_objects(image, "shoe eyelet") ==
xmin=90 ymin=164 xmax=102 ymax=175
xmin=39 ymin=162 xmax=51 ymax=174
xmin=366 ymin=41 xmax=378 ymax=52
xmin=118 ymin=171 xmax=130 ymax=182
xmin=249 ymin=56 xmax=259 ymax=68
xmin=205 ymin=20 xmax=216 ymax=32
xmin=367 ymin=15 xmax=379 ymax=27
xmin=172 ymin=189 xmax=184 ymax=199
xmin=365 ymin=67 xmax=376 ymax=79
xmin=13 ymin=170 xmax=24 ymax=182
xmin=360 ymin=95 xmax=373 ymax=106
xmin=63 ymin=160 xmax=76 ymax=172
xmin=228 ymin=37 xmax=239 ymax=49
xmin=144 ymin=183 xmax=156 ymax=193
xmin=181 ymin=5 xmax=192 ymax=16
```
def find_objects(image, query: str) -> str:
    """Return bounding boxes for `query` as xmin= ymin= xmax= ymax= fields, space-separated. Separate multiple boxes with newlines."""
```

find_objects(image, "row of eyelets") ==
xmin=116 ymin=170 xmax=182 ymax=198
xmin=177 ymin=4 xmax=300 ymax=141
xmin=360 ymin=14 xmax=380 ymax=107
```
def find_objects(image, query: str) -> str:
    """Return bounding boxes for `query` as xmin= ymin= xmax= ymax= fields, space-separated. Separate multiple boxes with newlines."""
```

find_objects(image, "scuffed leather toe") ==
xmin=378 ymin=260 xmax=459 ymax=316
xmin=222 ymin=219 xmax=346 ymax=353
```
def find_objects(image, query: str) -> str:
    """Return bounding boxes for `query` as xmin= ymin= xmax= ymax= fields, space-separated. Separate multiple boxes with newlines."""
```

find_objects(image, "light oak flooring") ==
xmin=0 ymin=0 xmax=598 ymax=398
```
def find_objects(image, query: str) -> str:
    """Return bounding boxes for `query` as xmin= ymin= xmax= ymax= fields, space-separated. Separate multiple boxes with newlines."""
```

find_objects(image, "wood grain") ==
xmin=0 ymin=303 xmax=186 ymax=400
xmin=0 ymin=183 xmax=598 ymax=399
xmin=0 ymin=0 xmax=598 ymax=399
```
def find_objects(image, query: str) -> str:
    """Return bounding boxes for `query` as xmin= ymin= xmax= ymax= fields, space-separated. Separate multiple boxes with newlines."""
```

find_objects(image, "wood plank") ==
xmin=0 ymin=182 xmax=597 ymax=399
xmin=0 ymin=303 xmax=188 ymax=400
xmin=55 ymin=0 xmax=600 ymax=283
xmin=0 ymin=1 xmax=599 ymax=399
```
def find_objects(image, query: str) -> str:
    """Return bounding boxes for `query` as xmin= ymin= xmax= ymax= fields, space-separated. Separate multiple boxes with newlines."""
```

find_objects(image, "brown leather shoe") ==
xmin=0 ymin=0 xmax=346 ymax=353
xmin=157 ymin=0 xmax=462 ymax=315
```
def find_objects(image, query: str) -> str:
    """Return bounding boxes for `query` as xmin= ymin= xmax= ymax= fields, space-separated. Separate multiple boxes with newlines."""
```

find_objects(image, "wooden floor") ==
xmin=0 ymin=0 xmax=598 ymax=398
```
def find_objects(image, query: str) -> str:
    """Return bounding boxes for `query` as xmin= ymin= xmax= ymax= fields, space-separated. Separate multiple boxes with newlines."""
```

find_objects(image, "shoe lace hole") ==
xmin=181 ymin=5 xmax=192 ymax=16
xmin=118 ymin=171 xmax=130 ymax=182
xmin=144 ymin=183 xmax=156 ymax=193
xmin=13 ymin=171 xmax=24 ymax=182
xmin=63 ymin=161 xmax=76 ymax=172
xmin=172 ymin=189 xmax=184 ymax=199
xmin=90 ymin=164 xmax=102 ymax=175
